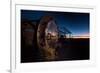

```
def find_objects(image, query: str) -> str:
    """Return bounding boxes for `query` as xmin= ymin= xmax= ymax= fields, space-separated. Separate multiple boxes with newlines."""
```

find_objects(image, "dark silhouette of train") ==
xmin=21 ymin=16 xmax=72 ymax=62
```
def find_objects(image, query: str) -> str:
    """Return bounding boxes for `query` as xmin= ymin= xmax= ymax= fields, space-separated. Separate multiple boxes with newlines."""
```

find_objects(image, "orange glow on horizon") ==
xmin=72 ymin=36 xmax=89 ymax=39
xmin=71 ymin=33 xmax=89 ymax=38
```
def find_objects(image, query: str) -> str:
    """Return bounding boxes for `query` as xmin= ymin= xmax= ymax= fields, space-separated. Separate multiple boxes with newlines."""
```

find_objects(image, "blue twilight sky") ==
xmin=21 ymin=10 xmax=89 ymax=36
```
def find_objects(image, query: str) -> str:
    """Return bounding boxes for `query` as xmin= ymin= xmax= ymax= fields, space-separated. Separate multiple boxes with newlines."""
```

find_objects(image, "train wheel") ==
xmin=37 ymin=16 xmax=59 ymax=61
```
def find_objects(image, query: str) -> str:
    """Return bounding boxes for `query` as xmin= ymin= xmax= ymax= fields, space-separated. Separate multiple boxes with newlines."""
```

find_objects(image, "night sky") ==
xmin=21 ymin=10 xmax=90 ymax=37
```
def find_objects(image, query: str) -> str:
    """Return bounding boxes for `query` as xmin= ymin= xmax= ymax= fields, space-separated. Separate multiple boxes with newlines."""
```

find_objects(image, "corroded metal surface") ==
xmin=37 ymin=16 xmax=59 ymax=60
